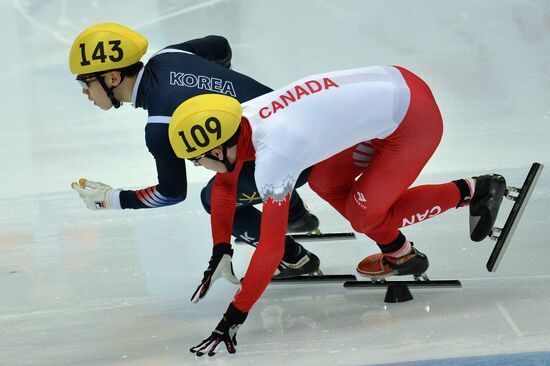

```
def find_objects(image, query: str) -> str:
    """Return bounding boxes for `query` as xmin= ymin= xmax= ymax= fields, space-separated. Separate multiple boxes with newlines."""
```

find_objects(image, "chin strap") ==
xmin=97 ymin=73 xmax=124 ymax=109
xmin=202 ymin=143 xmax=236 ymax=172
xmin=221 ymin=143 xmax=236 ymax=172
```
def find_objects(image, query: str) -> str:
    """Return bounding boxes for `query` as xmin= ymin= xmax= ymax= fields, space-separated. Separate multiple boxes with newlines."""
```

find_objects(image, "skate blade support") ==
xmin=289 ymin=231 xmax=356 ymax=242
xmin=486 ymin=162 xmax=544 ymax=272
xmin=271 ymin=273 xmax=460 ymax=303
xmin=343 ymin=274 xmax=462 ymax=303
xmin=235 ymin=231 xmax=356 ymax=244
xmin=271 ymin=274 xmax=357 ymax=284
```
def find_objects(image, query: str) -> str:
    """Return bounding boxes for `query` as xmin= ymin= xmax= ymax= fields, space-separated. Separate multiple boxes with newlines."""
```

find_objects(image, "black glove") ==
xmin=190 ymin=303 xmax=248 ymax=357
xmin=190 ymin=243 xmax=239 ymax=303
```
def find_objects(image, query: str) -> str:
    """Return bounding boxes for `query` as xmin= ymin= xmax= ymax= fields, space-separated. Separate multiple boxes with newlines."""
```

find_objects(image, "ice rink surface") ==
xmin=1 ymin=1 xmax=550 ymax=365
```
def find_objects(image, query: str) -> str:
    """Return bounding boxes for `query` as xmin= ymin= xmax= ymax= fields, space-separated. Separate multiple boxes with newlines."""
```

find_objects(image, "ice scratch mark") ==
xmin=131 ymin=0 xmax=231 ymax=30
xmin=12 ymin=0 xmax=75 ymax=44
xmin=496 ymin=301 xmax=523 ymax=339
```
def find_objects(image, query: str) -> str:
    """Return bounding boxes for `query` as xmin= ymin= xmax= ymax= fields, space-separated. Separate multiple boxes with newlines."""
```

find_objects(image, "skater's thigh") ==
xmin=309 ymin=142 xmax=372 ymax=194
xmin=346 ymin=87 xmax=443 ymax=214
xmin=348 ymin=140 xmax=427 ymax=215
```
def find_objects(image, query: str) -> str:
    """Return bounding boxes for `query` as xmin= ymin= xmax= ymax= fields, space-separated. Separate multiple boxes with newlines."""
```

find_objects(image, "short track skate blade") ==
xmin=271 ymin=274 xmax=357 ymax=284
xmin=289 ymin=232 xmax=356 ymax=242
xmin=343 ymin=279 xmax=461 ymax=288
xmin=486 ymin=162 xmax=544 ymax=272
xmin=235 ymin=232 xmax=356 ymax=244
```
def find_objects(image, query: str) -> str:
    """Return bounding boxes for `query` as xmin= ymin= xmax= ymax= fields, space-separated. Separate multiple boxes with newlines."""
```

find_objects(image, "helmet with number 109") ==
xmin=69 ymin=23 xmax=148 ymax=76
xmin=169 ymin=94 xmax=243 ymax=159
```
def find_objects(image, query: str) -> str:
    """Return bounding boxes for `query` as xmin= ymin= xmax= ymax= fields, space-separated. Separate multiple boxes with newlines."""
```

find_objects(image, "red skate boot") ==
xmin=356 ymin=245 xmax=429 ymax=279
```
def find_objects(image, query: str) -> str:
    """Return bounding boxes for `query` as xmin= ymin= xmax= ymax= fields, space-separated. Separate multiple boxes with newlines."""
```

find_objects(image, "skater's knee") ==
xmin=348 ymin=213 xmax=387 ymax=235
xmin=348 ymin=217 xmax=364 ymax=233
xmin=346 ymin=208 xmax=369 ymax=233
xmin=345 ymin=199 xmax=387 ymax=234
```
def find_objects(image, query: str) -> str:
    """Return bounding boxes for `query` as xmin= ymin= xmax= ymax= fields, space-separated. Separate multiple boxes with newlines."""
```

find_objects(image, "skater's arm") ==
xmin=210 ymin=166 xmax=242 ymax=244
xmin=188 ymin=165 xmax=243 ymax=304
xmin=119 ymin=123 xmax=187 ymax=209
xmin=229 ymin=157 xmax=299 ymax=312
xmin=231 ymin=195 xmax=291 ymax=312
xmin=191 ymin=197 xmax=288 ymax=353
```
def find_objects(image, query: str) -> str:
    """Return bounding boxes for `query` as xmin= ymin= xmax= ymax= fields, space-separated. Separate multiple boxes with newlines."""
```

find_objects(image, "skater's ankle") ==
xmin=385 ymin=240 xmax=412 ymax=258
xmin=282 ymin=237 xmax=302 ymax=262
xmin=377 ymin=233 xmax=410 ymax=258
xmin=454 ymin=178 xmax=475 ymax=207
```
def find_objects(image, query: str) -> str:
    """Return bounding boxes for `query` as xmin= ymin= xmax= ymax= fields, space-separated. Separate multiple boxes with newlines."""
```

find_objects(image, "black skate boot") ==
xmin=273 ymin=245 xmax=322 ymax=279
xmin=470 ymin=174 xmax=506 ymax=242
xmin=357 ymin=245 xmax=429 ymax=279
xmin=287 ymin=210 xmax=320 ymax=233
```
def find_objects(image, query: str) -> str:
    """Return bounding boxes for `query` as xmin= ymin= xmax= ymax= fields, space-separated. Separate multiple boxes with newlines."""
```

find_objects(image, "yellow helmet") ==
xmin=169 ymin=94 xmax=242 ymax=159
xmin=69 ymin=23 xmax=148 ymax=75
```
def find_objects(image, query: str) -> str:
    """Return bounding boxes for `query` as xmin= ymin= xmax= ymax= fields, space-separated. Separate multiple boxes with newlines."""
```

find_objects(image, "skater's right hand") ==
xmin=71 ymin=178 xmax=121 ymax=210
xmin=190 ymin=303 xmax=248 ymax=357
xmin=191 ymin=243 xmax=239 ymax=303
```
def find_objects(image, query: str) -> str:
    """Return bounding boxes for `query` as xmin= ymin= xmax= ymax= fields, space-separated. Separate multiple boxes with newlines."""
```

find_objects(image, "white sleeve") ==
xmin=254 ymin=150 xmax=301 ymax=203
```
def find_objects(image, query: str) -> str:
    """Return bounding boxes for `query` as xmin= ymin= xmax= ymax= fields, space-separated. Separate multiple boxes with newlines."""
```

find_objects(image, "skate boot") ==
xmin=287 ymin=209 xmax=320 ymax=233
xmin=469 ymin=174 xmax=506 ymax=242
xmin=273 ymin=245 xmax=322 ymax=279
xmin=356 ymin=245 xmax=429 ymax=279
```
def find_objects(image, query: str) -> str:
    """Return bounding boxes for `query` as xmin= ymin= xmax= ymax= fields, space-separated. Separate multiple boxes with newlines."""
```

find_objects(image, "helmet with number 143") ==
xmin=69 ymin=23 xmax=148 ymax=109
xmin=169 ymin=94 xmax=242 ymax=159
xmin=69 ymin=23 xmax=148 ymax=76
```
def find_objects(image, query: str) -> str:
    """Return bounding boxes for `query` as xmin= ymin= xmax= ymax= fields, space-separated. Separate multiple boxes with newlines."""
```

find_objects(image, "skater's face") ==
xmin=190 ymin=145 xmax=237 ymax=173
xmin=79 ymin=72 xmax=122 ymax=110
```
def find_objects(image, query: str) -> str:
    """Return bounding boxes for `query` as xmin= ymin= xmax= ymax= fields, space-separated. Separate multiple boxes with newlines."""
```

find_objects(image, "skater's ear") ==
xmin=209 ymin=146 xmax=225 ymax=160
xmin=106 ymin=70 xmax=123 ymax=87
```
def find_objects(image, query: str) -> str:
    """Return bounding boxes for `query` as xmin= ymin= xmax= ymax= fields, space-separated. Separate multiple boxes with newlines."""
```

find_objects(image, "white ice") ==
xmin=1 ymin=1 xmax=549 ymax=365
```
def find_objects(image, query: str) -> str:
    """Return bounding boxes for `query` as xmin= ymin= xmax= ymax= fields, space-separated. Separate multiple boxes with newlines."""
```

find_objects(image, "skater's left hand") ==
xmin=190 ymin=243 xmax=239 ymax=303
xmin=190 ymin=304 xmax=248 ymax=357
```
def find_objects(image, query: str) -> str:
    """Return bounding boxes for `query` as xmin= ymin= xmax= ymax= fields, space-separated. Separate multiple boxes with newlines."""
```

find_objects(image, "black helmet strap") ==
xmin=201 ymin=143 xmax=236 ymax=172
xmin=220 ymin=143 xmax=236 ymax=173
xmin=196 ymin=125 xmax=241 ymax=172
xmin=96 ymin=72 xmax=124 ymax=109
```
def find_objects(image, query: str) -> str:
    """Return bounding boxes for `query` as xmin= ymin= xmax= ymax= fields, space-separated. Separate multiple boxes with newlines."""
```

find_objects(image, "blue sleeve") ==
xmin=119 ymin=124 xmax=187 ymax=209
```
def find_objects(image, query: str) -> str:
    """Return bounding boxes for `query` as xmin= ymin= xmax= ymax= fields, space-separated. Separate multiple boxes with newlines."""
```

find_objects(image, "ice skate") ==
xmin=356 ymin=246 xmax=429 ymax=279
xmin=485 ymin=163 xmax=543 ymax=271
xmin=287 ymin=209 xmax=320 ymax=234
xmin=469 ymin=174 xmax=506 ymax=242
xmin=273 ymin=245 xmax=322 ymax=279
